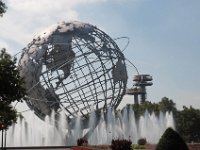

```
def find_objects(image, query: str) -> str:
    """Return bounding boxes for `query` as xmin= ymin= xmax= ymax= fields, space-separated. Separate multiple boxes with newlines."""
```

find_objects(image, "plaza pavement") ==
xmin=3 ymin=146 xmax=73 ymax=150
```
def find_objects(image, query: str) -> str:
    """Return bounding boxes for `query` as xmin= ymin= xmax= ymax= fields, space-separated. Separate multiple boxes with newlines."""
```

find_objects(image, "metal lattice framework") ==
xmin=18 ymin=21 xmax=127 ymax=119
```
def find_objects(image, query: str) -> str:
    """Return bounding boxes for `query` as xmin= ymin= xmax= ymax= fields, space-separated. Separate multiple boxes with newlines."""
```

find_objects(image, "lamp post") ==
xmin=2 ymin=129 xmax=3 ymax=150
xmin=0 ymin=124 xmax=5 ymax=150
xmin=4 ymin=129 xmax=6 ymax=149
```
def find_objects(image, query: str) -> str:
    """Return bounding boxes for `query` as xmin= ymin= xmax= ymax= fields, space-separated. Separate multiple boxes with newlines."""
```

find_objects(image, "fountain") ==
xmin=0 ymin=21 xmax=175 ymax=147
xmin=3 ymin=106 xmax=175 ymax=146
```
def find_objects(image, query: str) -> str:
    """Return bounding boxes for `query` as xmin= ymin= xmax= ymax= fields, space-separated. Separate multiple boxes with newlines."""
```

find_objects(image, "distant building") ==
xmin=126 ymin=74 xmax=153 ymax=104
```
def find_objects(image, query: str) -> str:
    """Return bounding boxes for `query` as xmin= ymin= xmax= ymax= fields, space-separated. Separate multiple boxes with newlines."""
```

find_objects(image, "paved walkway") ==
xmin=6 ymin=148 xmax=72 ymax=150
xmin=4 ymin=146 xmax=73 ymax=150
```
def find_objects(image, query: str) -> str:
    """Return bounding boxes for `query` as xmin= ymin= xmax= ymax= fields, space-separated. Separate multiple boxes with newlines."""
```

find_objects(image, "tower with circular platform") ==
xmin=126 ymin=74 xmax=153 ymax=104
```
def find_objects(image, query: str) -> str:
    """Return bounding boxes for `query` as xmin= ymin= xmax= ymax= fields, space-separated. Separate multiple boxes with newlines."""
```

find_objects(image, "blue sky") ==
xmin=0 ymin=0 xmax=200 ymax=110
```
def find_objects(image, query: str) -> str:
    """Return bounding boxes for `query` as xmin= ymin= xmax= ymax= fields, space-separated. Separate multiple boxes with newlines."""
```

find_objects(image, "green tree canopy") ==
xmin=132 ymin=101 xmax=159 ymax=118
xmin=0 ymin=0 xmax=6 ymax=17
xmin=0 ymin=49 xmax=26 ymax=130
xmin=176 ymin=106 xmax=200 ymax=143
xmin=0 ymin=48 xmax=26 ymax=104
xmin=0 ymin=102 xmax=17 ymax=130
xmin=131 ymin=97 xmax=176 ymax=118
xmin=158 ymin=97 xmax=177 ymax=113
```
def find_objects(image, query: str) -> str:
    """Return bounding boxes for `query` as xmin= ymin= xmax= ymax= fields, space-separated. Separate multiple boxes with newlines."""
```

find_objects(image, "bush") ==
xmin=77 ymin=137 xmax=88 ymax=146
xmin=137 ymin=138 xmax=147 ymax=145
xmin=111 ymin=139 xmax=132 ymax=150
xmin=156 ymin=127 xmax=189 ymax=150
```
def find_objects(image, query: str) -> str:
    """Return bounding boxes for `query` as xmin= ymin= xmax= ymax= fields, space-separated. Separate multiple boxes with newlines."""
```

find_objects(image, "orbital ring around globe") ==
xmin=18 ymin=21 xmax=128 ymax=121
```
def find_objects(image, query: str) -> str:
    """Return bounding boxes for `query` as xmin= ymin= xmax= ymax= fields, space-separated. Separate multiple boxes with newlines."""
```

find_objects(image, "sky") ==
xmin=0 ymin=0 xmax=200 ymax=110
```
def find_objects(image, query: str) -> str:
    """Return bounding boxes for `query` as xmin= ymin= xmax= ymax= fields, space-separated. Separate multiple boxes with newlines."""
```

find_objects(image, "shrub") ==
xmin=77 ymin=137 xmax=88 ymax=146
xmin=137 ymin=138 xmax=147 ymax=145
xmin=111 ymin=139 xmax=132 ymax=150
xmin=156 ymin=127 xmax=189 ymax=150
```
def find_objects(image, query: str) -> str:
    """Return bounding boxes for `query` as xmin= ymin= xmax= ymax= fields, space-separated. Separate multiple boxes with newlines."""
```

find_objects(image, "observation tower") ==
xmin=126 ymin=74 xmax=153 ymax=104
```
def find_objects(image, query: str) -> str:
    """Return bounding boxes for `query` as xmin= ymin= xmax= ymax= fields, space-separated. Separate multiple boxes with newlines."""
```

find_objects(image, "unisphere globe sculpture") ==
xmin=18 ymin=21 xmax=127 ymax=119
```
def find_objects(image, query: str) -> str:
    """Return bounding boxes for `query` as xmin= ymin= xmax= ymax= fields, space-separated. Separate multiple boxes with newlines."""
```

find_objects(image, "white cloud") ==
xmin=118 ymin=95 xmax=135 ymax=109
xmin=0 ymin=40 xmax=8 ymax=49
xmin=0 ymin=40 xmax=16 ymax=55
xmin=8 ymin=0 xmax=106 ymax=13
xmin=0 ymin=0 xmax=106 ymax=54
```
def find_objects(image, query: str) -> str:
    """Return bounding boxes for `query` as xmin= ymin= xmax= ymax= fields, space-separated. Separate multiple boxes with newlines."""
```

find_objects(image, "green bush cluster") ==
xmin=77 ymin=137 xmax=88 ymax=146
xmin=111 ymin=139 xmax=132 ymax=150
xmin=156 ymin=128 xmax=188 ymax=150
xmin=137 ymin=138 xmax=147 ymax=145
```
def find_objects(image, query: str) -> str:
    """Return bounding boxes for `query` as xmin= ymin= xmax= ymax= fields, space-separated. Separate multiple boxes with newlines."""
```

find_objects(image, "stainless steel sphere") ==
xmin=18 ymin=21 xmax=127 ymax=119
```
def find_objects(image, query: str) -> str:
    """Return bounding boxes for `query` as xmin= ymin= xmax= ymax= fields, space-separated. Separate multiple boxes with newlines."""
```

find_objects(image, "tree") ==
xmin=156 ymin=127 xmax=188 ymax=150
xmin=176 ymin=106 xmax=200 ymax=143
xmin=0 ymin=0 xmax=7 ymax=17
xmin=132 ymin=97 xmax=175 ymax=118
xmin=0 ymin=49 xmax=26 ymax=130
xmin=158 ymin=97 xmax=177 ymax=113
xmin=0 ymin=48 xmax=26 ymax=105
xmin=0 ymin=103 xmax=17 ymax=130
